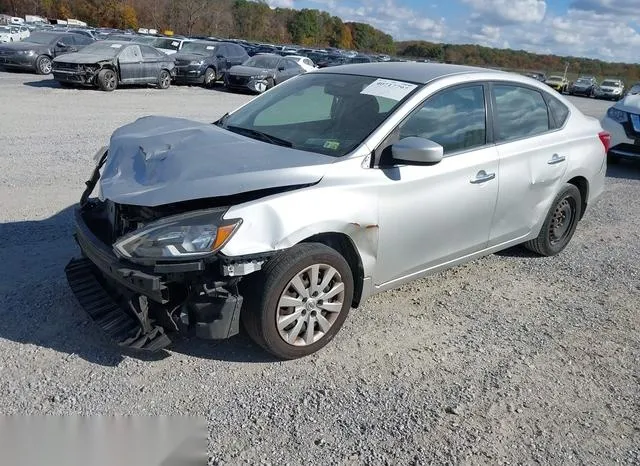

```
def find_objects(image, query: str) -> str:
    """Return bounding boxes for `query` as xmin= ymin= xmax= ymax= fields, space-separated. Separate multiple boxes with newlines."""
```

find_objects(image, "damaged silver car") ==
xmin=66 ymin=63 xmax=608 ymax=359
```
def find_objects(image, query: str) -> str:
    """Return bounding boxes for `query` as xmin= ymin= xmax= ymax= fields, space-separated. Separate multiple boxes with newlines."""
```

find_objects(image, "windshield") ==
xmin=180 ymin=41 xmax=217 ymax=55
xmin=78 ymin=42 xmax=124 ymax=57
xmin=244 ymin=55 xmax=281 ymax=69
xmin=601 ymin=81 xmax=618 ymax=87
xmin=576 ymin=78 xmax=592 ymax=83
xmin=548 ymin=76 xmax=563 ymax=81
xmin=25 ymin=32 xmax=56 ymax=45
xmin=219 ymin=73 xmax=419 ymax=157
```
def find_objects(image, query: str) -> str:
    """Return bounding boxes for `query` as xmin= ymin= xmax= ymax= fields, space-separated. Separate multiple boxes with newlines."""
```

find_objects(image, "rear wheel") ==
xmin=97 ymin=69 xmax=117 ymax=92
xmin=525 ymin=184 xmax=582 ymax=256
xmin=35 ymin=55 xmax=52 ymax=75
xmin=242 ymin=243 xmax=354 ymax=359
xmin=157 ymin=69 xmax=171 ymax=89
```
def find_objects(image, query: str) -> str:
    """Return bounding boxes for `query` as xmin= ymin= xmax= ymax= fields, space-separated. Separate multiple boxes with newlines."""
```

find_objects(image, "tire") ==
xmin=241 ymin=243 xmax=354 ymax=359
xmin=203 ymin=67 xmax=216 ymax=88
xmin=97 ymin=68 xmax=117 ymax=92
xmin=525 ymin=184 xmax=582 ymax=257
xmin=157 ymin=69 xmax=171 ymax=89
xmin=35 ymin=55 xmax=52 ymax=75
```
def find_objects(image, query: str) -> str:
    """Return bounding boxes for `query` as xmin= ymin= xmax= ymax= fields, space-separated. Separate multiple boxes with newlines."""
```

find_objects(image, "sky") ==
xmin=266 ymin=0 xmax=640 ymax=63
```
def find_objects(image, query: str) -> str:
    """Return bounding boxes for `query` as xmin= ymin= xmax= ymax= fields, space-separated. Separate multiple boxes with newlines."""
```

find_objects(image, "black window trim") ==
xmin=488 ymin=80 xmax=570 ymax=146
xmin=374 ymin=80 xmax=494 ymax=164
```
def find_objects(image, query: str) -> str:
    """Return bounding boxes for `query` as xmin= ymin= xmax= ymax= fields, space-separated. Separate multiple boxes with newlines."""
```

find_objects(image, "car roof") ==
xmin=314 ymin=62 xmax=489 ymax=84
xmin=98 ymin=40 xmax=135 ymax=47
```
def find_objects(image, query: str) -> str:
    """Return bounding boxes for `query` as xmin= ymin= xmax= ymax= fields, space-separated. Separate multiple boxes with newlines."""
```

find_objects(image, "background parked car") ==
xmin=52 ymin=41 xmax=176 ymax=91
xmin=595 ymin=79 xmax=625 ymax=100
xmin=569 ymin=76 xmax=598 ymax=97
xmin=135 ymin=36 xmax=191 ymax=55
xmin=224 ymin=53 xmax=305 ymax=93
xmin=173 ymin=40 xmax=248 ymax=87
xmin=545 ymin=75 xmax=569 ymax=93
xmin=0 ymin=25 xmax=21 ymax=42
xmin=286 ymin=54 xmax=317 ymax=72
xmin=0 ymin=31 xmax=94 ymax=74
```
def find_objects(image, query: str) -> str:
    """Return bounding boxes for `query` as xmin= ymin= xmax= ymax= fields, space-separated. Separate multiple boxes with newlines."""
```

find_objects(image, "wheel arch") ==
xmin=301 ymin=232 xmax=365 ymax=308
xmin=567 ymin=175 xmax=589 ymax=219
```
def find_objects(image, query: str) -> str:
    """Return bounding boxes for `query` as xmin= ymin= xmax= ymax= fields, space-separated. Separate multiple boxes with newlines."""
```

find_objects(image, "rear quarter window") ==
xmin=546 ymin=96 xmax=570 ymax=129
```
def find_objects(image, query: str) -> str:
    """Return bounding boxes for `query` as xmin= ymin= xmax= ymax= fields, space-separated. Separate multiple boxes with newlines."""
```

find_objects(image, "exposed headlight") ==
xmin=189 ymin=60 xmax=204 ymax=66
xmin=113 ymin=209 xmax=242 ymax=260
xmin=606 ymin=107 xmax=628 ymax=123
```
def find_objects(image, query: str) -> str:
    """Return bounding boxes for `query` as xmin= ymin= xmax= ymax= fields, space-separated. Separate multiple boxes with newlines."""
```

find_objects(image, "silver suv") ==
xmin=66 ymin=63 xmax=608 ymax=359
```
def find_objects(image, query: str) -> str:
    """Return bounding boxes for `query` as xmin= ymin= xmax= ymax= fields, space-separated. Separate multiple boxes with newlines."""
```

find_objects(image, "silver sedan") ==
xmin=67 ymin=63 xmax=608 ymax=359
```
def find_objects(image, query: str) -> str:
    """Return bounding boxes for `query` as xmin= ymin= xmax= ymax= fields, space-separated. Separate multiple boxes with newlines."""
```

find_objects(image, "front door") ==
xmin=375 ymin=84 xmax=500 ymax=286
xmin=118 ymin=44 xmax=144 ymax=83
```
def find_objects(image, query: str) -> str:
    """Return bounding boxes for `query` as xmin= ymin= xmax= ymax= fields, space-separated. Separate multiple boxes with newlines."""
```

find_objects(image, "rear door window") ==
xmin=493 ymin=85 xmax=550 ymax=142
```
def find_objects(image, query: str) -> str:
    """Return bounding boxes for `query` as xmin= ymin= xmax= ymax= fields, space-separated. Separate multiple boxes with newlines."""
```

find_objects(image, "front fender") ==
xmin=220 ymin=185 xmax=379 ymax=278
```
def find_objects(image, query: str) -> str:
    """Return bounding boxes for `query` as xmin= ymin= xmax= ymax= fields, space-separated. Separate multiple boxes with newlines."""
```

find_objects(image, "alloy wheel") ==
xmin=40 ymin=57 xmax=52 ymax=74
xmin=276 ymin=264 xmax=345 ymax=346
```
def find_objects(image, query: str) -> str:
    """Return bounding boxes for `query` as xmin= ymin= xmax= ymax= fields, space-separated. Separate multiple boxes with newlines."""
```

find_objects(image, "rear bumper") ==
xmin=66 ymin=205 xmax=244 ymax=351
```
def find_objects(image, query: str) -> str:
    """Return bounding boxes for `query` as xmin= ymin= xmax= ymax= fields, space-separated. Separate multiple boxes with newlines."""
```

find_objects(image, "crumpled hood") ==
xmin=99 ymin=116 xmax=334 ymax=207
xmin=53 ymin=52 xmax=111 ymax=64
xmin=614 ymin=94 xmax=640 ymax=114
xmin=228 ymin=65 xmax=273 ymax=77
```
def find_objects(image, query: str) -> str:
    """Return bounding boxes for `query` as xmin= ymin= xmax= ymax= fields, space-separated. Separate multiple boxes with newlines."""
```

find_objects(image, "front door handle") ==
xmin=470 ymin=170 xmax=496 ymax=184
xmin=547 ymin=154 xmax=566 ymax=165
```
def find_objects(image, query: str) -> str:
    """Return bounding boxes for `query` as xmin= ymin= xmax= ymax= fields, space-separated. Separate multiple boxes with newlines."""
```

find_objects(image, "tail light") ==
xmin=598 ymin=131 xmax=611 ymax=153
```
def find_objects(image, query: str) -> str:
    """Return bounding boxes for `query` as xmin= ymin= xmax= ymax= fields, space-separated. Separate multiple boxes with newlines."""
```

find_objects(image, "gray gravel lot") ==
xmin=1 ymin=71 xmax=638 ymax=465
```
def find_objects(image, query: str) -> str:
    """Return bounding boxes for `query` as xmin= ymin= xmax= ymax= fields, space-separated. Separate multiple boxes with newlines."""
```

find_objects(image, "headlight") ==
xmin=606 ymin=107 xmax=628 ymax=123
xmin=251 ymin=75 xmax=268 ymax=80
xmin=189 ymin=60 xmax=204 ymax=66
xmin=613 ymin=89 xmax=622 ymax=94
xmin=16 ymin=50 xmax=35 ymax=56
xmin=113 ymin=209 xmax=242 ymax=260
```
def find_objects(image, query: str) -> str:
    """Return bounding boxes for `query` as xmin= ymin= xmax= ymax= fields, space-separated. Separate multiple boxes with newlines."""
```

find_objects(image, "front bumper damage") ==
xmin=65 ymin=202 xmax=255 ymax=352
xmin=53 ymin=64 xmax=100 ymax=85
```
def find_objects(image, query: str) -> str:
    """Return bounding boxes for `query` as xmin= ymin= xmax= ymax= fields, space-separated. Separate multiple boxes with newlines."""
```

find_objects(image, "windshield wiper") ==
xmin=226 ymin=125 xmax=293 ymax=148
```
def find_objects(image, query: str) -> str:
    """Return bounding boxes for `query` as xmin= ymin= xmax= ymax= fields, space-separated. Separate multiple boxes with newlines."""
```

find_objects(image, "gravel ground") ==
xmin=1 ymin=71 xmax=638 ymax=465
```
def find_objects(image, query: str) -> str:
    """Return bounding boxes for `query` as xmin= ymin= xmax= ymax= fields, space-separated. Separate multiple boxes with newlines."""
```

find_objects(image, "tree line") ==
xmin=2 ymin=0 xmax=638 ymax=80
xmin=398 ymin=41 xmax=640 ymax=83
xmin=0 ymin=0 xmax=395 ymax=53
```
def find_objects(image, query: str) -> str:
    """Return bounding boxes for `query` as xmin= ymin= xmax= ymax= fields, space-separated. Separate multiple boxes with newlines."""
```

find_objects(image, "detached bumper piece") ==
xmin=65 ymin=258 xmax=172 ymax=352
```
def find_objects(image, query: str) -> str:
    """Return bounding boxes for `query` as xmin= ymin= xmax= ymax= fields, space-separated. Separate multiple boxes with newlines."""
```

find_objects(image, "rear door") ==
xmin=140 ymin=44 xmax=164 ymax=81
xmin=488 ymin=84 xmax=569 ymax=246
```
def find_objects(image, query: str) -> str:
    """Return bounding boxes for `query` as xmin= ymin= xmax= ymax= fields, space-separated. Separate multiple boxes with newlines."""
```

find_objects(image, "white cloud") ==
xmin=462 ymin=0 xmax=547 ymax=24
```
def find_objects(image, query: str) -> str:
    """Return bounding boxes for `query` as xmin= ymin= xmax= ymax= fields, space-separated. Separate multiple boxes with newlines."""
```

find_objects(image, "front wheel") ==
xmin=203 ymin=67 xmax=216 ymax=88
xmin=35 ymin=55 xmax=52 ymax=75
xmin=242 ymin=243 xmax=354 ymax=359
xmin=525 ymin=184 xmax=582 ymax=256
xmin=97 ymin=68 xmax=117 ymax=92
xmin=157 ymin=69 xmax=171 ymax=89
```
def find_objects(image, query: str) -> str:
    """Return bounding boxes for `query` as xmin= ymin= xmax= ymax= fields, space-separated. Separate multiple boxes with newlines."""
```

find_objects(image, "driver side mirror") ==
xmin=391 ymin=137 xmax=443 ymax=165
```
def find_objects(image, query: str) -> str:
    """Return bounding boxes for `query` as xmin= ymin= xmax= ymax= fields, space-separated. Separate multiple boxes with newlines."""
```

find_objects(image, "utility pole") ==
xmin=563 ymin=62 xmax=569 ymax=80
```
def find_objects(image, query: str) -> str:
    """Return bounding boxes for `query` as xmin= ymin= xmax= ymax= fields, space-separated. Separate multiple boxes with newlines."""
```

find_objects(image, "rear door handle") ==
xmin=548 ymin=154 xmax=566 ymax=165
xmin=470 ymin=170 xmax=496 ymax=184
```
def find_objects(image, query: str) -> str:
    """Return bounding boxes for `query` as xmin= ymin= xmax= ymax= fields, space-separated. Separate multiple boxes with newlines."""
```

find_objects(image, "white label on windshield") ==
xmin=110 ymin=44 xmax=122 ymax=48
xmin=361 ymin=79 xmax=417 ymax=101
xmin=171 ymin=41 xmax=179 ymax=47
xmin=206 ymin=46 xmax=215 ymax=50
